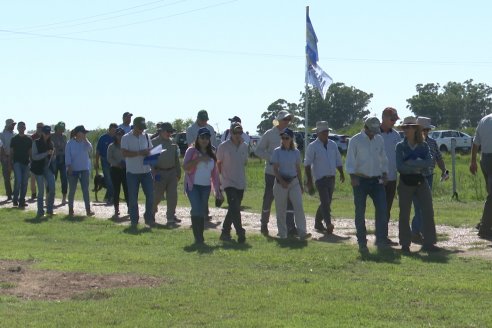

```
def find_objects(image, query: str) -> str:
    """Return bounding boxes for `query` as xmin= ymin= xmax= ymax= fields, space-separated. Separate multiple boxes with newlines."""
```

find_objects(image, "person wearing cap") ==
xmin=186 ymin=110 xmax=217 ymax=221
xmin=186 ymin=110 xmax=217 ymax=148
xmin=151 ymin=122 xmax=181 ymax=225
xmin=396 ymin=116 xmax=439 ymax=253
xmin=10 ymin=122 xmax=32 ymax=208
xmin=470 ymin=112 xmax=492 ymax=240
xmin=220 ymin=116 xmax=251 ymax=144
xmin=107 ymin=128 xmax=129 ymax=217
xmin=65 ymin=125 xmax=94 ymax=217
xmin=121 ymin=116 xmax=155 ymax=227
xmin=29 ymin=122 xmax=44 ymax=200
xmin=304 ymin=121 xmax=345 ymax=234
xmin=52 ymin=122 xmax=68 ymax=204
xmin=95 ymin=123 xmax=117 ymax=204
xmin=270 ymin=127 xmax=311 ymax=240
xmin=119 ymin=112 xmax=133 ymax=134
xmin=254 ymin=110 xmax=297 ymax=236
xmin=183 ymin=127 xmax=222 ymax=244
xmin=411 ymin=117 xmax=448 ymax=243
xmin=0 ymin=119 xmax=17 ymax=201
xmin=31 ymin=125 xmax=56 ymax=217
xmin=380 ymin=107 xmax=402 ymax=224
xmin=216 ymin=122 xmax=249 ymax=243
xmin=345 ymin=117 xmax=394 ymax=252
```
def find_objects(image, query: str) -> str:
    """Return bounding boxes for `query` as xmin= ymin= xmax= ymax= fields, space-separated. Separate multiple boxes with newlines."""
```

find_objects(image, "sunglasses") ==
xmin=199 ymin=135 xmax=210 ymax=140
xmin=281 ymin=136 xmax=291 ymax=140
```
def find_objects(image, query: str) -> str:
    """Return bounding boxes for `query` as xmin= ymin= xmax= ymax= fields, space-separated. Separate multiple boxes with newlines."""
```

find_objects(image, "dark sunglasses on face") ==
xmin=199 ymin=135 xmax=210 ymax=140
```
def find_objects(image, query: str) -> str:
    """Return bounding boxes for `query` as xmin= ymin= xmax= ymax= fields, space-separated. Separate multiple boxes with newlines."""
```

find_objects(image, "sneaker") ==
xmin=359 ymin=244 xmax=369 ymax=253
xmin=401 ymin=246 xmax=411 ymax=254
xmin=300 ymin=233 xmax=312 ymax=240
xmin=260 ymin=225 xmax=269 ymax=236
xmin=168 ymin=215 xmax=182 ymax=223
xmin=219 ymin=233 xmax=233 ymax=242
xmin=421 ymin=244 xmax=443 ymax=253
xmin=411 ymin=233 xmax=424 ymax=244
xmin=326 ymin=223 xmax=334 ymax=235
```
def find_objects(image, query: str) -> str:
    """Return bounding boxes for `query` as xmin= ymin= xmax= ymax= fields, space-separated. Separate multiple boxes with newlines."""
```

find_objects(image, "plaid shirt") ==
xmin=423 ymin=136 xmax=442 ymax=176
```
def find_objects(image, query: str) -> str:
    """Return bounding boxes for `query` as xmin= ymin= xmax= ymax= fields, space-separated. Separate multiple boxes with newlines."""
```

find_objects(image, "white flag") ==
xmin=306 ymin=63 xmax=333 ymax=99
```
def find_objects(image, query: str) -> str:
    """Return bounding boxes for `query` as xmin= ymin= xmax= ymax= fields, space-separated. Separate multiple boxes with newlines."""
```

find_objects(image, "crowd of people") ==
xmin=0 ymin=108 xmax=491 ymax=251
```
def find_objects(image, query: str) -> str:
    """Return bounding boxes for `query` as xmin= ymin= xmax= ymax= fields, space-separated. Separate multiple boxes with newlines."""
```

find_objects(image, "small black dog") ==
xmin=93 ymin=174 xmax=107 ymax=202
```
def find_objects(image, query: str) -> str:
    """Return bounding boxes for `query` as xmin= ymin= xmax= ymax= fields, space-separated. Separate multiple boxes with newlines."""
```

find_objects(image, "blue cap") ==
xmin=197 ymin=127 xmax=211 ymax=136
xmin=280 ymin=128 xmax=294 ymax=138
xmin=42 ymin=125 xmax=52 ymax=134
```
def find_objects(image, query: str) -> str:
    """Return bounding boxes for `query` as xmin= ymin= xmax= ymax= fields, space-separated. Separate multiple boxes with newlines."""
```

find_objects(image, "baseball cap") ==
xmin=73 ymin=125 xmax=89 ymax=134
xmin=158 ymin=122 xmax=176 ymax=133
xmin=197 ymin=127 xmax=211 ymax=136
xmin=55 ymin=121 xmax=66 ymax=131
xmin=197 ymin=110 xmax=209 ymax=121
xmin=133 ymin=117 xmax=147 ymax=130
xmin=382 ymin=107 xmax=400 ymax=120
xmin=5 ymin=119 xmax=15 ymax=127
xmin=42 ymin=125 xmax=52 ymax=134
xmin=122 ymin=112 xmax=133 ymax=119
xmin=280 ymin=128 xmax=294 ymax=138
xmin=115 ymin=128 xmax=125 ymax=136
xmin=365 ymin=117 xmax=381 ymax=134
xmin=228 ymin=116 xmax=241 ymax=123
xmin=17 ymin=121 xmax=26 ymax=129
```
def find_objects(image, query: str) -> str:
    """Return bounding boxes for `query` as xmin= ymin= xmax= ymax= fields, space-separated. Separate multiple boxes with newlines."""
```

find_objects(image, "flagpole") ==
xmin=304 ymin=6 xmax=309 ymax=155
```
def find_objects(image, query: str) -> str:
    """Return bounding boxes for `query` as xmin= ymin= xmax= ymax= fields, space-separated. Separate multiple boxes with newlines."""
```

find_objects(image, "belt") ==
xmin=156 ymin=166 xmax=175 ymax=171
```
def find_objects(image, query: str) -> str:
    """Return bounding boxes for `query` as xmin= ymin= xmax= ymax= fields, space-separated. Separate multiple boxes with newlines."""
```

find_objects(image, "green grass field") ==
xmin=0 ymin=209 xmax=491 ymax=327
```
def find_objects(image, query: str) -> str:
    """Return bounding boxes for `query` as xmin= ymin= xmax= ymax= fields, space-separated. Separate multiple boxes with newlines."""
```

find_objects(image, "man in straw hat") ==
xmin=305 ymin=121 xmax=345 ymax=234
xmin=411 ymin=117 xmax=448 ymax=243
xmin=346 ymin=117 xmax=396 ymax=252
xmin=255 ymin=110 xmax=297 ymax=236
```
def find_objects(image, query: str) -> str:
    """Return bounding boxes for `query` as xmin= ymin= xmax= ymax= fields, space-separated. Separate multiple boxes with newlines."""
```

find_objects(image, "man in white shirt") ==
xmin=345 ymin=117 xmax=396 ymax=252
xmin=186 ymin=110 xmax=217 ymax=148
xmin=470 ymin=113 xmax=492 ymax=239
xmin=305 ymin=121 xmax=345 ymax=234
xmin=254 ymin=110 xmax=296 ymax=236
xmin=119 ymin=112 xmax=133 ymax=134
xmin=121 ymin=116 xmax=155 ymax=227
xmin=380 ymin=107 xmax=402 ymax=224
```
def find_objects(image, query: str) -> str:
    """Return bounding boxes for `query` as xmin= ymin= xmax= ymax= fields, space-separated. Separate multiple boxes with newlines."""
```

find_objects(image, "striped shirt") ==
xmin=423 ymin=136 xmax=442 ymax=176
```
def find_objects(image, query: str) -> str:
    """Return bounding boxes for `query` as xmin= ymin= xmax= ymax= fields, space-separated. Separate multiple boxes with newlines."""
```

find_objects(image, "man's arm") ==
xmin=470 ymin=143 xmax=480 ymax=175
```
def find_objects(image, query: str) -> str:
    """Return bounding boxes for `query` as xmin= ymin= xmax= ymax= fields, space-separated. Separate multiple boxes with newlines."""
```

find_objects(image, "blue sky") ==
xmin=1 ymin=0 xmax=491 ymax=134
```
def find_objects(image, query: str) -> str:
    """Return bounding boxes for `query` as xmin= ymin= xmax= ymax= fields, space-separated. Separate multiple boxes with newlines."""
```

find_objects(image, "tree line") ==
xmin=257 ymin=79 xmax=492 ymax=134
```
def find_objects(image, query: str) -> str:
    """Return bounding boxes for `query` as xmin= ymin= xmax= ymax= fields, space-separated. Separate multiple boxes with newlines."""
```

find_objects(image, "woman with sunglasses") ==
xmin=183 ymin=127 xmax=222 ymax=244
xmin=396 ymin=116 xmax=439 ymax=253
xmin=271 ymin=128 xmax=311 ymax=240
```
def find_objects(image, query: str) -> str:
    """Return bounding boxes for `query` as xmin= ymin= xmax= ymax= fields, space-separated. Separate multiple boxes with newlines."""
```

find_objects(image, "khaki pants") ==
xmin=153 ymin=169 xmax=178 ymax=221
xmin=273 ymin=178 xmax=307 ymax=238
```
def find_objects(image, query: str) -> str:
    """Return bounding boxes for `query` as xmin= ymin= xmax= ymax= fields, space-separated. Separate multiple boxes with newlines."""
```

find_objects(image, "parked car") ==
xmin=430 ymin=130 xmax=473 ymax=153
xmin=309 ymin=133 xmax=350 ymax=154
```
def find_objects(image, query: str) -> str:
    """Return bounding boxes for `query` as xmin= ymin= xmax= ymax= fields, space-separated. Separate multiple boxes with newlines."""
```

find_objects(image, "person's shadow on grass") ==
xmin=271 ymin=237 xmax=309 ymax=249
xmin=183 ymin=243 xmax=217 ymax=254
xmin=62 ymin=215 xmax=86 ymax=222
xmin=122 ymin=225 xmax=153 ymax=235
xmin=315 ymin=234 xmax=351 ymax=243
xmin=24 ymin=215 xmax=50 ymax=224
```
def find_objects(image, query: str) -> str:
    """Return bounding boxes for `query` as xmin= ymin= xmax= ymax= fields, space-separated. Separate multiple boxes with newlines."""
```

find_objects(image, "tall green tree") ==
xmin=298 ymin=83 xmax=372 ymax=130
xmin=172 ymin=118 xmax=194 ymax=133
xmin=406 ymin=83 xmax=444 ymax=126
xmin=256 ymin=99 xmax=298 ymax=134
xmin=463 ymin=79 xmax=492 ymax=127
xmin=442 ymin=82 xmax=466 ymax=129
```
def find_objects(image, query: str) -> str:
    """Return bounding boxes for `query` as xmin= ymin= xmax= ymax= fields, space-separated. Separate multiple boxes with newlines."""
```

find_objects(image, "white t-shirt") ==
xmin=194 ymin=159 xmax=215 ymax=186
xmin=121 ymin=131 xmax=152 ymax=174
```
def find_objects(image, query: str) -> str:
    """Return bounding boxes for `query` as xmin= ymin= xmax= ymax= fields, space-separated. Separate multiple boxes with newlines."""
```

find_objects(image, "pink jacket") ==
xmin=183 ymin=147 xmax=221 ymax=197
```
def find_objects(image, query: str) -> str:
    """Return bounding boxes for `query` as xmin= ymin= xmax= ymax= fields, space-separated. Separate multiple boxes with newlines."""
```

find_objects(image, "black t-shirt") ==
xmin=10 ymin=135 xmax=32 ymax=165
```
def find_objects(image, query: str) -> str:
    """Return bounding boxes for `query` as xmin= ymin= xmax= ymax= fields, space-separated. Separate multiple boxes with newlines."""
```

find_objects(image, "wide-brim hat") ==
xmin=5 ymin=118 xmax=15 ymax=127
xmin=315 ymin=121 xmax=329 ymax=133
xmin=416 ymin=116 xmax=435 ymax=130
xmin=273 ymin=110 xmax=293 ymax=126
xmin=398 ymin=116 xmax=419 ymax=127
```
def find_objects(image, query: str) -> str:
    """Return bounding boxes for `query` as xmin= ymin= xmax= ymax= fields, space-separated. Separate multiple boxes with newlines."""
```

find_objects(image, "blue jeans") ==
xmin=352 ymin=177 xmax=388 ymax=245
xmin=68 ymin=170 xmax=91 ymax=212
xmin=101 ymin=159 xmax=114 ymax=201
xmin=186 ymin=184 xmax=211 ymax=218
xmin=126 ymin=172 xmax=154 ymax=225
xmin=35 ymin=167 xmax=55 ymax=215
xmin=13 ymin=162 xmax=29 ymax=204
xmin=411 ymin=174 xmax=434 ymax=234
xmin=54 ymin=156 xmax=68 ymax=195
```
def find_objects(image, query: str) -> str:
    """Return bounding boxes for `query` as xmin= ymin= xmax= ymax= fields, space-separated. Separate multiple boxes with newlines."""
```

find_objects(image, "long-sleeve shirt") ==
xmin=254 ymin=126 xmax=283 ymax=175
xmin=380 ymin=128 xmax=401 ymax=181
xmin=345 ymin=130 xmax=388 ymax=177
xmin=65 ymin=139 xmax=93 ymax=171
xmin=396 ymin=139 xmax=433 ymax=175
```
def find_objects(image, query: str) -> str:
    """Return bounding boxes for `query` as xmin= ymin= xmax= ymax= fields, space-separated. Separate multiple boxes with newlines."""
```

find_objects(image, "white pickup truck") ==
xmin=430 ymin=130 xmax=473 ymax=153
